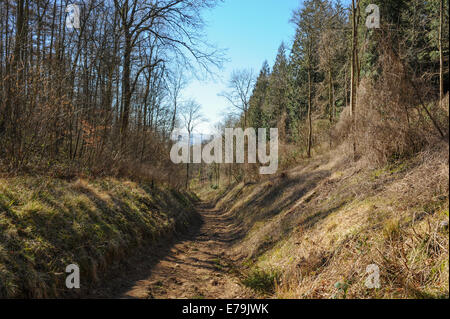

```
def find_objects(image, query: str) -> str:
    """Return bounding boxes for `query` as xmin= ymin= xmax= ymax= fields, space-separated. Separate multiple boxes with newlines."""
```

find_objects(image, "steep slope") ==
xmin=212 ymin=142 xmax=449 ymax=299
xmin=0 ymin=177 xmax=198 ymax=298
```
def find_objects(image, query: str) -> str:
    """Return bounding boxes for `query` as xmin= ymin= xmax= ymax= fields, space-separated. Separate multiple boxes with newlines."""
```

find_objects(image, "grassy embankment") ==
xmin=0 ymin=177 xmax=198 ymax=298
xmin=208 ymin=142 xmax=449 ymax=299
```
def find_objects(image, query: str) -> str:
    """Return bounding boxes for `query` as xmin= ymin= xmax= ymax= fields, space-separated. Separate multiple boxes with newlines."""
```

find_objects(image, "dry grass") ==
xmin=215 ymin=142 xmax=448 ymax=299
xmin=334 ymin=48 xmax=449 ymax=167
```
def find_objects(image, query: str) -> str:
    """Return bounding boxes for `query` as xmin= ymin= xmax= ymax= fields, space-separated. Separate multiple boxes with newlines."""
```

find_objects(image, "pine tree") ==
xmin=290 ymin=0 xmax=332 ymax=157
xmin=248 ymin=61 xmax=271 ymax=130
xmin=266 ymin=43 xmax=290 ymax=141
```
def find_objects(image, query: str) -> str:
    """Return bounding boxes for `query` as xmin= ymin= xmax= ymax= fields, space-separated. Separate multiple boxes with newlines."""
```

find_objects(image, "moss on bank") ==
xmin=0 ymin=177 xmax=197 ymax=298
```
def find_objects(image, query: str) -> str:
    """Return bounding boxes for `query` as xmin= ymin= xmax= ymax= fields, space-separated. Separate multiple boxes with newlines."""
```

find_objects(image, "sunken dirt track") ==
xmin=86 ymin=202 xmax=253 ymax=299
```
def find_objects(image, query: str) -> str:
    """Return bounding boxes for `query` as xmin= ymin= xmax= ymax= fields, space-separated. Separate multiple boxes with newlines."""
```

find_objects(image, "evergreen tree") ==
xmin=290 ymin=0 xmax=332 ymax=157
xmin=266 ymin=43 xmax=290 ymax=141
xmin=248 ymin=61 xmax=271 ymax=130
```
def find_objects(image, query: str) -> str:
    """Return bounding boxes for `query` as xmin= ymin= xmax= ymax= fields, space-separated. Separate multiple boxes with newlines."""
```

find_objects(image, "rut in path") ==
xmin=117 ymin=202 xmax=250 ymax=299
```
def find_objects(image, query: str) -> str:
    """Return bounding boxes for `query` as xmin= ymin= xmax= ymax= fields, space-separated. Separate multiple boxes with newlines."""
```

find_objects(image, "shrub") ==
xmin=333 ymin=47 xmax=448 ymax=166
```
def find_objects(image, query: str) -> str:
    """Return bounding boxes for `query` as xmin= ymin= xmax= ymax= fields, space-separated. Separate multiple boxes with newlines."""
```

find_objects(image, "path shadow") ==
xmin=84 ymin=208 xmax=204 ymax=298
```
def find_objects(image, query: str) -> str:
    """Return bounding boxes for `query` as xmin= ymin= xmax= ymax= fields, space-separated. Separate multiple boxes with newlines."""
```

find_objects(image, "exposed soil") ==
xmin=87 ymin=202 xmax=251 ymax=299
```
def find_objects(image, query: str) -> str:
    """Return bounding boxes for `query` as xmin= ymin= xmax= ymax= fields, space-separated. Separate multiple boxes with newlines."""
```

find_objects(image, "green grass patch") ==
xmin=241 ymin=268 xmax=280 ymax=295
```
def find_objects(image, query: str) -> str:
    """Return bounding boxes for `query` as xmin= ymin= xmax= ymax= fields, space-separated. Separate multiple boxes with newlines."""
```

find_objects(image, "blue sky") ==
xmin=182 ymin=0 xmax=302 ymax=134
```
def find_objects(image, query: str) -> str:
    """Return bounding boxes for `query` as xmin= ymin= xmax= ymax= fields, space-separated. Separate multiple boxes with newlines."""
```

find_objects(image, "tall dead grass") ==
xmin=334 ymin=48 xmax=449 ymax=166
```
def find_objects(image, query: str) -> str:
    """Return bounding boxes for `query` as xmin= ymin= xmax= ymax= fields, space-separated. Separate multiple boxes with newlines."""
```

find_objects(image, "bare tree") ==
xmin=167 ymin=68 xmax=188 ymax=133
xmin=0 ymin=0 xmax=221 ymax=182
xmin=180 ymin=99 xmax=204 ymax=188
xmin=112 ymin=0 xmax=222 ymax=142
xmin=219 ymin=69 xmax=255 ymax=127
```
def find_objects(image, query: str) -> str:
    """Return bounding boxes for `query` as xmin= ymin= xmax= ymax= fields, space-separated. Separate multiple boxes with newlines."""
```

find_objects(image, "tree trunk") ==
xmin=439 ymin=0 xmax=444 ymax=103
xmin=121 ymin=30 xmax=132 ymax=144
xmin=350 ymin=0 xmax=359 ymax=161
xmin=328 ymin=68 xmax=333 ymax=123
xmin=14 ymin=0 xmax=25 ymax=66
xmin=329 ymin=68 xmax=334 ymax=148
xmin=186 ymin=163 xmax=189 ymax=189
xmin=186 ymin=131 xmax=191 ymax=189
xmin=307 ymin=68 xmax=312 ymax=158
xmin=170 ymin=101 xmax=177 ymax=133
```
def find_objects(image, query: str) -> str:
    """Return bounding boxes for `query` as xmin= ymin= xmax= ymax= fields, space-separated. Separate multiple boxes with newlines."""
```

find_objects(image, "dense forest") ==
xmin=0 ymin=0 xmax=448 ymax=184
xmin=210 ymin=0 xmax=449 ymax=184
xmin=0 ymin=0 xmax=225 ymax=185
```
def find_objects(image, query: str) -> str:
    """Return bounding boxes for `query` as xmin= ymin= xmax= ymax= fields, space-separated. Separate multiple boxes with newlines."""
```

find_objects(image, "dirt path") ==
xmin=110 ymin=202 xmax=250 ymax=299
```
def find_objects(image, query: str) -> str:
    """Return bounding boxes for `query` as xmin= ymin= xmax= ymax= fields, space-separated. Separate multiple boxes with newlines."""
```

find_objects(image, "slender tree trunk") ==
xmin=244 ymin=109 xmax=247 ymax=128
xmin=170 ymin=101 xmax=177 ymax=133
xmin=14 ymin=0 xmax=25 ymax=66
xmin=186 ymin=163 xmax=189 ymax=189
xmin=121 ymin=30 xmax=132 ymax=144
xmin=439 ymin=0 xmax=444 ymax=103
xmin=11 ymin=0 xmax=27 ymax=165
xmin=0 ymin=3 xmax=3 ymax=93
xmin=307 ymin=67 xmax=312 ymax=158
xmin=344 ymin=65 xmax=348 ymax=108
xmin=328 ymin=68 xmax=334 ymax=148
xmin=186 ymin=131 xmax=191 ymax=189
xmin=350 ymin=0 xmax=359 ymax=161
xmin=217 ymin=163 xmax=220 ymax=187
xmin=328 ymin=68 xmax=333 ymax=123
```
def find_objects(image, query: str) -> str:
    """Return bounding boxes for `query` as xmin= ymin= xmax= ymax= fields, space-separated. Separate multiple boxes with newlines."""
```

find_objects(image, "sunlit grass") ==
xmin=0 ymin=176 xmax=196 ymax=298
